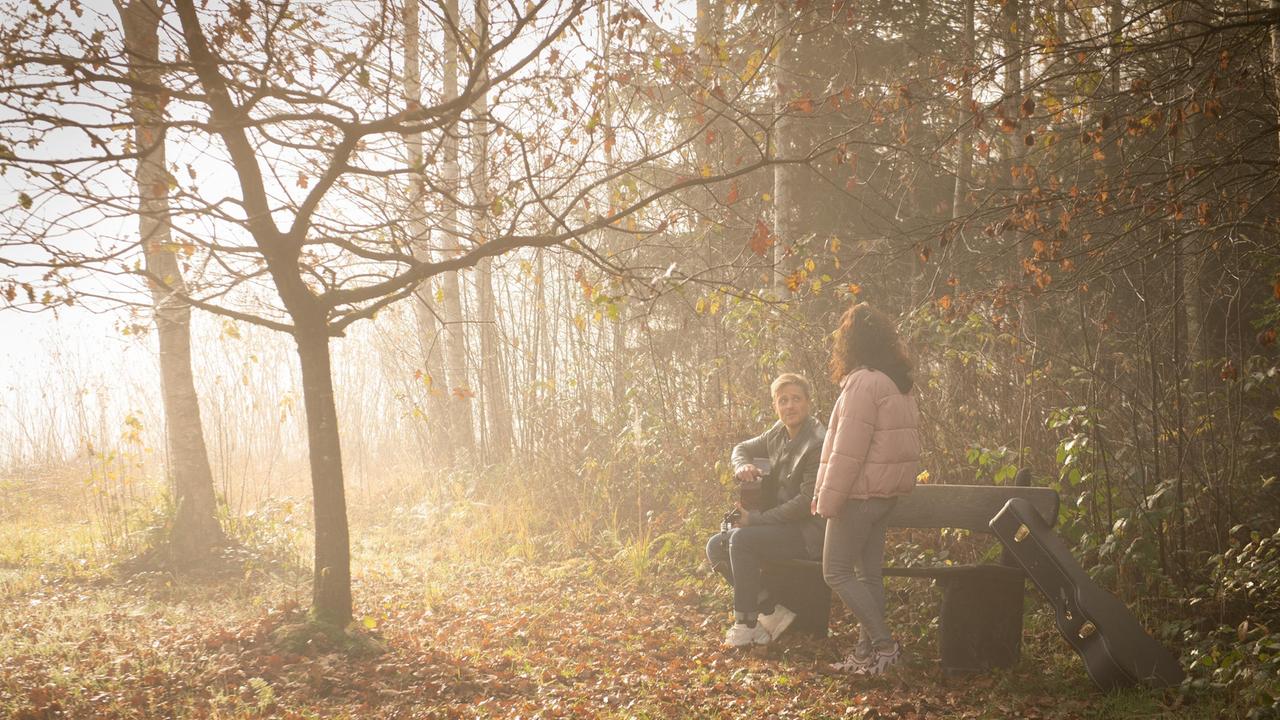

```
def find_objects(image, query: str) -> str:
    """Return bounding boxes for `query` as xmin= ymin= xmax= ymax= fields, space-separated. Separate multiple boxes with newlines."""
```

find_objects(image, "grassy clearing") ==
xmin=0 ymin=490 xmax=1237 ymax=719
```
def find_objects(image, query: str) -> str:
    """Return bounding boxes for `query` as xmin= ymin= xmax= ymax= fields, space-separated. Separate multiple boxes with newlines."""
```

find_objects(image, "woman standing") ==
xmin=811 ymin=303 xmax=921 ymax=675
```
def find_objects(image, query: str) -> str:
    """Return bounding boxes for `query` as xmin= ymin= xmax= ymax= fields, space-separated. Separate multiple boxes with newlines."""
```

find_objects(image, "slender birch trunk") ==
xmin=402 ymin=0 xmax=451 ymax=465
xmin=470 ymin=0 xmax=513 ymax=461
xmin=121 ymin=0 xmax=224 ymax=564
xmin=440 ymin=0 xmax=476 ymax=459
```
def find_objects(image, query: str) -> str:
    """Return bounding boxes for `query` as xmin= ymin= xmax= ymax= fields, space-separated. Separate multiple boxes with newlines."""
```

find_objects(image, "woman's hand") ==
xmin=810 ymin=498 xmax=818 ymax=517
xmin=734 ymin=464 xmax=762 ymax=483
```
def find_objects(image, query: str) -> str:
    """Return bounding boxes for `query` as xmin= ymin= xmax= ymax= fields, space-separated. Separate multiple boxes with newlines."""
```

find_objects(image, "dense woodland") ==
xmin=1 ymin=0 xmax=1278 ymax=717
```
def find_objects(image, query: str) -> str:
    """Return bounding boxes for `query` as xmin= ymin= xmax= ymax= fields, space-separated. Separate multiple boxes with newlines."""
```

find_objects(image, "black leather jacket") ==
xmin=730 ymin=415 xmax=827 ymax=557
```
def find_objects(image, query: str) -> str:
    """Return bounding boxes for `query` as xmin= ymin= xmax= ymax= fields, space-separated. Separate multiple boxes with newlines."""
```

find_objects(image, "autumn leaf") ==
xmin=1021 ymin=96 xmax=1035 ymax=117
xmin=784 ymin=270 xmax=804 ymax=292
xmin=748 ymin=219 xmax=773 ymax=257
xmin=789 ymin=97 xmax=815 ymax=114
xmin=1220 ymin=360 xmax=1237 ymax=381
xmin=937 ymin=294 xmax=952 ymax=311
xmin=847 ymin=282 xmax=861 ymax=296
xmin=451 ymin=386 xmax=476 ymax=400
xmin=725 ymin=181 xmax=740 ymax=205
xmin=297 ymin=173 xmax=309 ymax=189
xmin=574 ymin=268 xmax=595 ymax=299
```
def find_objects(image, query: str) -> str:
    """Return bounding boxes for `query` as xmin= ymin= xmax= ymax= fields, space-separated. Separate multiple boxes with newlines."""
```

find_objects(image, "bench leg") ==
xmin=762 ymin=564 xmax=830 ymax=637
xmin=936 ymin=570 xmax=1024 ymax=673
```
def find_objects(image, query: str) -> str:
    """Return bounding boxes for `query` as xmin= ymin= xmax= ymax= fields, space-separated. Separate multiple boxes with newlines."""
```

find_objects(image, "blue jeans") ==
xmin=822 ymin=497 xmax=898 ymax=649
xmin=706 ymin=523 xmax=809 ymax=622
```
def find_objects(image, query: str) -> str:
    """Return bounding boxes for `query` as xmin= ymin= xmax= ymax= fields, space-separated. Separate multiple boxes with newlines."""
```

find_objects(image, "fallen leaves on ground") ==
xmin=0 ymin=559 xmax=1157 ymax=719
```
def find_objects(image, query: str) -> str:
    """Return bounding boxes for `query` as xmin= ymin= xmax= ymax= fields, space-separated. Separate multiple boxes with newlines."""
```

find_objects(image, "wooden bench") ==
xmin=761 ymin=473 xmax=1059 ymax=674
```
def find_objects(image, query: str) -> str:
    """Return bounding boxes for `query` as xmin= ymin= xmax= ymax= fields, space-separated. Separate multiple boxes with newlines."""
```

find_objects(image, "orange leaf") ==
xmin=789 ymin=97 xmax=815 ymax=114
xmin=784 ymin=270 xmax=804 ymax=292
xmin=748 ymin=219 xmax=773 ymax=257
xmin=726 ymin=181 xmax=740 ymax=206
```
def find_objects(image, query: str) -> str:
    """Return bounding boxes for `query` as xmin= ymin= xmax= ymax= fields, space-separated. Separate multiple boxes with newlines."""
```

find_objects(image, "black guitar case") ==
xmin=990 ymin=497 xmax=1184 ymax=691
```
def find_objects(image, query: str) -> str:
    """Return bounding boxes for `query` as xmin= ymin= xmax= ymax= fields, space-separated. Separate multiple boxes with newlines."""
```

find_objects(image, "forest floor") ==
xmin=0 ymin=506 xmax=1225 ymax=719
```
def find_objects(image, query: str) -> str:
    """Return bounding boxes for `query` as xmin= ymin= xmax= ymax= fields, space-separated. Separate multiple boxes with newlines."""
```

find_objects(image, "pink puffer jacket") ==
xmin=814 ymin=368 xmax=921 ymax=517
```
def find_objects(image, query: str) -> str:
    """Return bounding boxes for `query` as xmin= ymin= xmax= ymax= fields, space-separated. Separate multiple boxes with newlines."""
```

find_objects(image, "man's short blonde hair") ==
xmin=770 ymin=373 xmax=812 ymax=400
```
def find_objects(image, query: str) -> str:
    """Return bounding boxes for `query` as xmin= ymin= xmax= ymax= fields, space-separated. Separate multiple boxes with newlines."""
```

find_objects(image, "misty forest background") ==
xmin=1 ymin=0 xmax=1279 ymax=717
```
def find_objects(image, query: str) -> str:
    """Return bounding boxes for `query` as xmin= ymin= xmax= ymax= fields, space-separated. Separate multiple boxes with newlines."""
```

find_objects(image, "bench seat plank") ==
xmin=888 ymin=484 xmax=1059 ymax=532
xmin=773 ymin=559 xmax=1025 ymax=581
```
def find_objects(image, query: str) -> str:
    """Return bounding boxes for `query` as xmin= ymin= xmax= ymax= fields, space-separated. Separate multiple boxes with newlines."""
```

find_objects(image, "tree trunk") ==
xmin=951 ymin=0 xmax=973 ymax=223
xmin=294 ymin=320 xmax=353 ymax=625
xmin=440 ymin=0 xmax=476 ymax=459
xmin=470 ymin=0 xmax=513 ymax=461
xmin=1272 ymin=0 xmax=1280 ymax=152
xmin=772 ymin=7 xmax=798 ymax=296
xmin=122 ymin=0 xmax=223 ymax=563
xmin=402 ymin=0 xmax=451 ymax=466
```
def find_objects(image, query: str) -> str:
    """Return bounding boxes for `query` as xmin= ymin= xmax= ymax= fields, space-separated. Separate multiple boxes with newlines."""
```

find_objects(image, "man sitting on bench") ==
xmin=706 ymin=373 xmax=826 ymax=648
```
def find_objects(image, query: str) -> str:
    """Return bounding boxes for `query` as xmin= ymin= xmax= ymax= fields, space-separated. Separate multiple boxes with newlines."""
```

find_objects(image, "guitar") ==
xmin=990 ymin=497 xmax=1184 ymax=691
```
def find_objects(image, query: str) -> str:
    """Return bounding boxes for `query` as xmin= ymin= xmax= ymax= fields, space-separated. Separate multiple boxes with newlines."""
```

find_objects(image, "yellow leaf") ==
xmin=740 ymin=50 xmax=763 ymax=82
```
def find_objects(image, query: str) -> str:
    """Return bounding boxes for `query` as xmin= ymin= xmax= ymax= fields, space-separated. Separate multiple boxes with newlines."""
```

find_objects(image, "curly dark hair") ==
xmin=828 ymin=302 xmax=914 ymax=393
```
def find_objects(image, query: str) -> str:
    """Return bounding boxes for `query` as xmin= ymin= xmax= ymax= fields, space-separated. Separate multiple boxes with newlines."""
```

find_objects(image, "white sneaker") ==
xmin=854 ymin=641 xmax=901 ymax=676
xmin=724 ymin=622 xmax=770 ymax=648
xmin=829 ymin=646 xmax=873 ymax=673
xmin=756 ymin=604 xmax=797 ymax=641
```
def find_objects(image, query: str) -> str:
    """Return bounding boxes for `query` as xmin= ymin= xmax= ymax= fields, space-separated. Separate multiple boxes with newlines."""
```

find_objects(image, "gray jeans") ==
xmin=822 ymin=496 xmax=898 ymax=649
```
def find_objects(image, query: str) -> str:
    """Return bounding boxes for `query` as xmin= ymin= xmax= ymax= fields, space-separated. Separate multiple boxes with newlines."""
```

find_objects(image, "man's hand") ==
xmin=810 ymin=498 xmax=818 ymax=517
xmin=735 ymin=464 xmax=763 ymax=483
